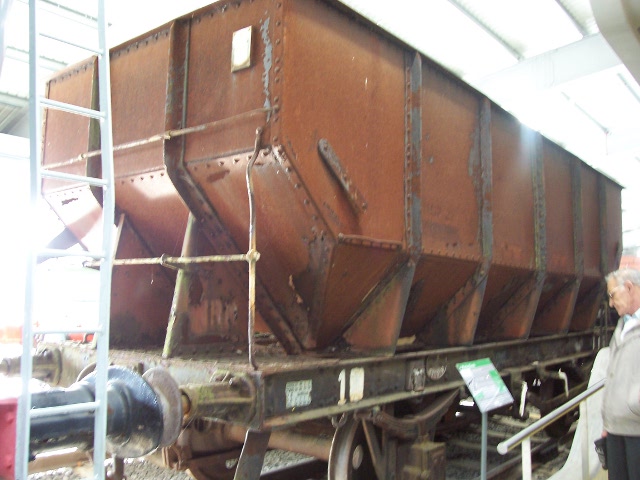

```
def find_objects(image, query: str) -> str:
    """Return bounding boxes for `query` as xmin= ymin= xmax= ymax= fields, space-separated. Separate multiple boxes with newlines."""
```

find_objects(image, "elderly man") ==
xmin=601 ymin=268 xmax=640 ymax=479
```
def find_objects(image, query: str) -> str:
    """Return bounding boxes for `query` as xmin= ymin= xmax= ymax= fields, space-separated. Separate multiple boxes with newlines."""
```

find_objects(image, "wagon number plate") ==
xmin=285 ymin=379 xmax=312 ymax=409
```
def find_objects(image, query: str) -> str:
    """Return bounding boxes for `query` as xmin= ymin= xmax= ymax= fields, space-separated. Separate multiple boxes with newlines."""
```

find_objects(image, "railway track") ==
xmin=439 ymin=410 xmax=574 ymax=480
xmin=255 ymin=414 xmax=574 ymax=480
xmin=28 ymin=410 xmax=574 ymax=480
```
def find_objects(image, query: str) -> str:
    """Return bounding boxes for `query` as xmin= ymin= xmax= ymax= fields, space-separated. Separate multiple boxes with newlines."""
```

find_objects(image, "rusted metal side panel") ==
xmin=489 ymin=108 xmax=536 ymax=267
xmin=600 ymin=176 xmax=623 ymax=277
xmin=162 ymin=10 xmax=300 ymax=354
xmin=280 ymin=0 xmax=407 ymax=244
xmin=278 ymin=0 xmax=409 ymax=350
xmin=111 ymin=29 xmax=171 ymax=172
xmin=183 ymin=4 xmax=272 ymax=160
xmin=42 ymin=58 xmax=101 ymax=250
xmin=180 ymin=148 xmax=320 ymax=350
xmin=530 ymin=141 xmax=580 ymax=335
xmin=569 ymin=170 xmax=621 ymax=331
xmin=570 ymin=164 xmax=604 ymax=331
xmin=163 ymin=215 xmax=252 ymax=355
xmin=475 ymin=107 xmax=544 ymax=342
xmin=341 ymin=52 xmax=422 ymax=353
xmin=402 ymin=62 xmax=490 ymax=347
xmin=42 ymin=58 xmax=97 ymax=176
xmin=166 ymin=2 xmax=313 ymax=353
xmin=39 ymin=0 xmax=624 ymax=357
xmin=40 ymin=49 xmax=181 ymax=348
xmin=109 ymin=220 xmax=176 ymax=348
xmin=106 ymin=26 xmax=190 ymax=347
xmin=110 ymin=25 xmax=190 ymax=258
xmin=165 ymin=0 xmax=411 ymax=353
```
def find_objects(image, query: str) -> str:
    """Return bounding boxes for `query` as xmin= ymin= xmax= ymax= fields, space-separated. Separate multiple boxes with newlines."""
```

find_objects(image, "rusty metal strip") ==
xmin=406 ymin=51 xmax=422 ymax=259
xmin=342 ymin=258 xmax=414 ymax=353
xmin=271 ymin=145 xmax=332 ymax=345
xmin=494 ymin=272 xmax=545 ymax=338
xmin=337 ymin=233 xmax=402 ymax=250
xmin=422 ymin=258 xmax=491 ymax=346
xmin=110 ymin=253 xmax=249 ymax=268
xmin=43 ymin=107 xmax=274 ymax=171
xmin=534 ymin=277 xmax=580 ymax=328
xmin=163 ymin=213 xmax=197 ymax=358
xmin=479 ymin=98 xmax=493 ymax=263
xmin=598 ymin=175 xmax=607 ymax=275
xmin=246 ymin=128 xmax=263 ymax=370
xmin=532 ymin=133 xmax=547 ymax=273
xmin=598 ymin=175 xmax=622 ymax=275
xmin=317 ymin=138 xmax=368 ymax=215
xmin=571 ymin=158 xmax=584 ymax=279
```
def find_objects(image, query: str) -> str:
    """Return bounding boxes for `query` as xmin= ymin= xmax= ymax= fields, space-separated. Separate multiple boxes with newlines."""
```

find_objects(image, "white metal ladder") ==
xmin=16 ymin=1 xmax=115 ymax=479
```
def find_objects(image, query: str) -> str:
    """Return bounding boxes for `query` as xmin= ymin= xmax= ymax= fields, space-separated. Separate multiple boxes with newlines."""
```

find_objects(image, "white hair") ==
xmin=605 ymin=269 xmax=640 ymax=287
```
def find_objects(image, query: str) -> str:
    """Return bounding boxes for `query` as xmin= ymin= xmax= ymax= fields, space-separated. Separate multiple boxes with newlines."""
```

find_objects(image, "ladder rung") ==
xmin=33 ymin=327 xmax=102 ymax=336
xmin=39 ymin=97 xmax=106 ymax=119
xmin=41 ymin=169 xmax=109 ymax=187
xmin=38 ymin=248 xmax=105 ymax=260
xmin=39 ymin=32 xmax=104 ymax=55
xmin=30 ymin=401 xmax=99 ymax=419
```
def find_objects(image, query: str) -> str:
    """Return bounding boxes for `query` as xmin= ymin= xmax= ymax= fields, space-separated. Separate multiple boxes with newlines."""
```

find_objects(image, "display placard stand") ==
xmin=456 ymin=358 xmax=514 ymax=480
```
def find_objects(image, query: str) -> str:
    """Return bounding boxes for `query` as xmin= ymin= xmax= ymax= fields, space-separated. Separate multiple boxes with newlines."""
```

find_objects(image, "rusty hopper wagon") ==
xmin=3 ymin=0 xmax=622 ymax=479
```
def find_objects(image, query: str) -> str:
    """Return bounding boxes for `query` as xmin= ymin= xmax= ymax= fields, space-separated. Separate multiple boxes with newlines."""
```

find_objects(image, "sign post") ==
xmin=456 ymin=358 xmax=514 ymax=480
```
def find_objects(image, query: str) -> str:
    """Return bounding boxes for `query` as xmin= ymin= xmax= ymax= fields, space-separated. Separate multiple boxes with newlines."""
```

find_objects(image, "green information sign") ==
xmin=456 ymin=358 xmax=514 ymax=413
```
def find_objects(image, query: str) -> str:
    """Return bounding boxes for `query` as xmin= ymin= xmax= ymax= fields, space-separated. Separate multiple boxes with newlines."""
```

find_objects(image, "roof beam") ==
xmin=468 ymin=34 xmax=621 ymax=103
xmin=468 ymin=33 xmax=640 ymax=167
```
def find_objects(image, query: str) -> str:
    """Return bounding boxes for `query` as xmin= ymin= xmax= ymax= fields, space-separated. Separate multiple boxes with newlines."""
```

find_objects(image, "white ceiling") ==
xmin=1 ymin=0 xmax=639 ymax=252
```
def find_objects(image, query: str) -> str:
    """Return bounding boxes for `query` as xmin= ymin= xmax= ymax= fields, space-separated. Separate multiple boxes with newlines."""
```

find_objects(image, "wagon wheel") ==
xmin=328 ymin=416 xmax=382 ymax=480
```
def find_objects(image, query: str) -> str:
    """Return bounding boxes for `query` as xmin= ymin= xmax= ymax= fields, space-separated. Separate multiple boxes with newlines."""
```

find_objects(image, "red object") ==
xmin=0 ymin=396 xmax=17 ymax=480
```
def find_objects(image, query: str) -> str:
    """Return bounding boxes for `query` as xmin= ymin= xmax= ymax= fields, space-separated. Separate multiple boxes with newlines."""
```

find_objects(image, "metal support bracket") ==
xmin=233 ymin=429 xmax=271 ymax=480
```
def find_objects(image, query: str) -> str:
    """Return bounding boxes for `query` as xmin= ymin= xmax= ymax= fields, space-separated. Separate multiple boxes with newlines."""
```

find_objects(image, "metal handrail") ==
xmin=497 ymin=378 xmax=605 ymax=455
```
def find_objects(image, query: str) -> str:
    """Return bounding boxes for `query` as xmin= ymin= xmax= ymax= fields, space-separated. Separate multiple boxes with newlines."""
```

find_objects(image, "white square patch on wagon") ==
xmin=285 ymin=379 xmax=312 ymax=409
xmin=349 ymin=367 xmax=365 ymax=402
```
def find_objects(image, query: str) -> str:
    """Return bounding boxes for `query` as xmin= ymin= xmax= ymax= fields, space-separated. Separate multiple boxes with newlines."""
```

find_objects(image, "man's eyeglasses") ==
xmin=608 ymin=284 xmax=625 ymax=299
